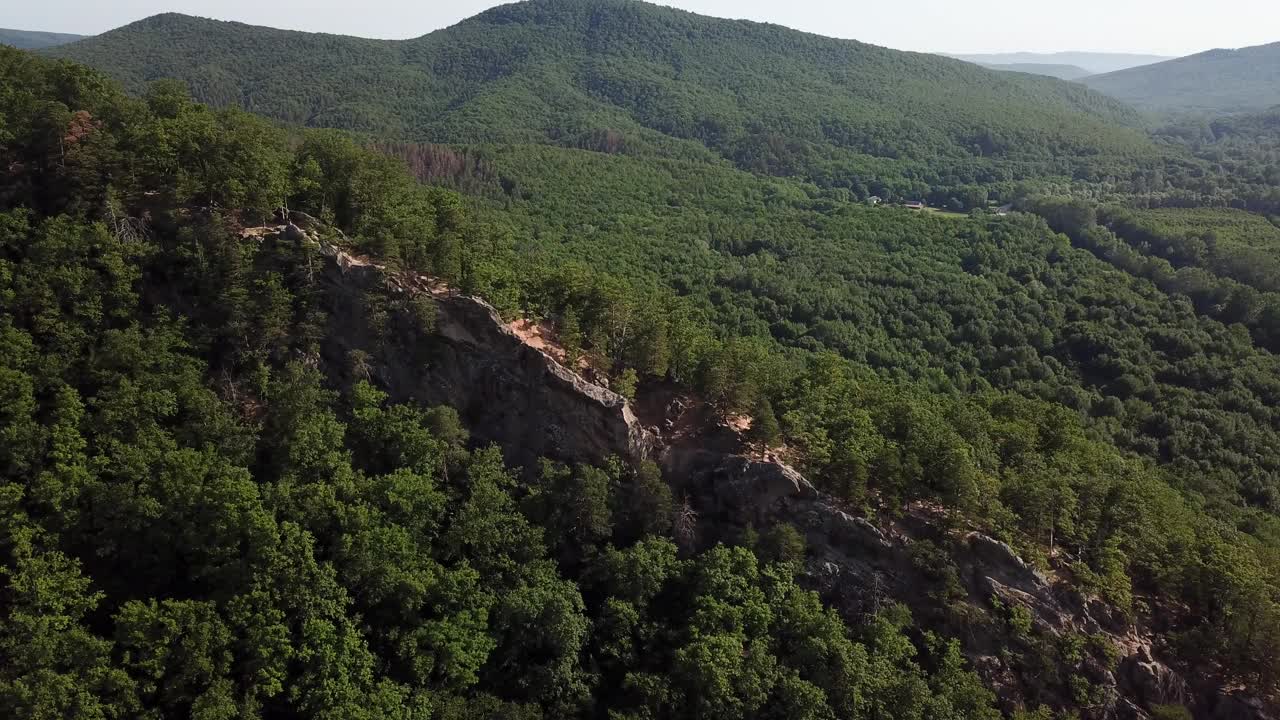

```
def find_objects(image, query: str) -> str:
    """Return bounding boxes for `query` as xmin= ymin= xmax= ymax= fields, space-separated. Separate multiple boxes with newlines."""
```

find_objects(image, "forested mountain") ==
xmin=948 ymin=52 xmax=1172 ymax=74
xmin=1084 ymin=42 xmax=1280 ymax=114
xmin=1161 ymin=107 xmax=1280 ymax=180
xmin=8 ymin=3 xmax=1280 ymax=719
xmin=0 ymin=44 xmax=1093 ymax=720
xmin=979 ymin=63 xmax=1092 ymax=80
xmin=0 ymin=27 xmax=86 ymax=49
xmin=49 ymin=1 xmax=1158 ymax=194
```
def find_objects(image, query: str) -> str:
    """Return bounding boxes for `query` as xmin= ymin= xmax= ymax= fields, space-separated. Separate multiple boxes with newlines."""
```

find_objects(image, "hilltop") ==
xmin=1084 ymin=42 xmax=1280 ymax=114
xmin=50 ymin=1 xmax=1157 ymax=188
xmin=0 ymin=27 xmax=85 ymax=49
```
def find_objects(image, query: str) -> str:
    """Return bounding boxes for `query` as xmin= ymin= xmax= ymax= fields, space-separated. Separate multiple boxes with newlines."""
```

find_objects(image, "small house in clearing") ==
xmin=867 ymin=195 xmax=882 ymax=205
xmin=904 ymin=200 xmax=925 ymax=210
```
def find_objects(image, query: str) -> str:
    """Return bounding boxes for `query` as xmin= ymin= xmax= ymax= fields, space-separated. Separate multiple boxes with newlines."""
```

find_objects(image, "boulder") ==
xmin=713 ymin=455 xmax=816 ymax=506
xmin=819 ymin=507 xmax=894 ymax=553
xmin=283 ymin=222 xmax=308 ymax=242
xmin=966 ymin=532 xmax=1050 ymax=593
xmin=1119 ymin=646 xmax=1187 ymax=709
xmin=1086 ymin=596 xmax=1127 ymax=634
xmin=665 ymin=449 xmax=817 ymax=525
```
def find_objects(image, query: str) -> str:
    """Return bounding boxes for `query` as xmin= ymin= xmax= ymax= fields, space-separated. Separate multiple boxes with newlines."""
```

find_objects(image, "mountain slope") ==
xmin=980 ymin=62 xmax=1092 ymax=80
xmin=949 ymin=51 xmax=1171 ymax=74
xmin=0 ymin=27 xmax=85 ymax=49
xmin=51 ymin=1 xmax=1156 ymax=183
xmin=5 ymin=43 xmax=1280 ymax=718
xmin=1084 ymin=42 xmax=1280 ymax=113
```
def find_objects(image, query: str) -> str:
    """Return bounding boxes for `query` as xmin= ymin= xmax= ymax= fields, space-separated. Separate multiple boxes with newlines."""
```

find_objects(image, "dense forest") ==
xmin=1083 ymin=43 xmax=1280 ymax=115
xmin=6 ymin=1 xmax=1280 ymax=718
xmin=48 ymin=1 xmax=1168 ymax=211
xmin=0 ymin=27 xmax=86 ymax=50
xmin=48 ymin=2 xmax=1280 ymax=218
xmin=0 ymin=46 xmax=1022 ymax=720
xmin=1149 ymin=109 xmax=1280 ymax=214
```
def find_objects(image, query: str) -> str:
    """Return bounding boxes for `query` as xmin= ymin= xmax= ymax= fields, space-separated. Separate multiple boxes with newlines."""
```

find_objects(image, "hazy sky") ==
xmin=4 ymin=0 xmax=1278 ymax=56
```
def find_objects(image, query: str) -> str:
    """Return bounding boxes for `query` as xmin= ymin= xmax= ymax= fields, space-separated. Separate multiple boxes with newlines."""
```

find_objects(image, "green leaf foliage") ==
xmin=6 ymin=7 xmax=1280 ymax=714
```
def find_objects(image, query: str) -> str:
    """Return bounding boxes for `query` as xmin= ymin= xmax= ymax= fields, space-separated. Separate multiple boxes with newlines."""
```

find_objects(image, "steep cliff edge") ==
xmin=306 ymin=227 xmax=656 ymax=470
xmin=294 ymin=224 xmax=1264 ymax=720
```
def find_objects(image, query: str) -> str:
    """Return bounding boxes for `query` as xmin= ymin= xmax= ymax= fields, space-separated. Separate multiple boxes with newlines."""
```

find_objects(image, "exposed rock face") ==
xmin=966 ymin=532 xmax=1051 ymax=593
xmin=300 ymin=230 xmax=1270 ymax=720
xmin=662 ymin=448 xmax=816 ymax=524
xmin=1211 ymin=693 xmax=1277 ymax=720
xmin=312 ymin=236 xmax=656 ymax=470
xmin=1120 ymin=646 xmax=1188 ymax=709
xmin=418 ymin=292 xmax=657 ymax=467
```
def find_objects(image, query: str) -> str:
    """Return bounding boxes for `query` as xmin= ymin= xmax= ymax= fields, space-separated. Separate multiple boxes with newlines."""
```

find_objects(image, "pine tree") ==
xmin=561 ymin=308 xmax=583 ymax=366
xmin=747 ymin=397 xmax=781 ymax=450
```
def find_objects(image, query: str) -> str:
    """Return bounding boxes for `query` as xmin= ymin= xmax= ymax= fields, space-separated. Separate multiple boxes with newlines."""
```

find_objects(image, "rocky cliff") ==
xmin=297 ymin=224 xmax=1265 ymax=720
xmin=308 ymin=227 xmax=656 ymax=471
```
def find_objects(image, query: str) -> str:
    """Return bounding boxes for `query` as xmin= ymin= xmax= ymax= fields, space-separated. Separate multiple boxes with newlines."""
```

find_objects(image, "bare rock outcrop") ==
xmin=662 ymin=448 xmax=816 ymax=524
xmin=293 ymin=228 xmax=1262 ymax=720
xmin=1211 ymin=693 xmax=1277 ymax=720
xmin=966 ymin=532 xmax=1051 ymax=593
xmin=419 ymin=291 xmax=657 ymax=466
xmin=1120 ymin=646 xmax=1188 ymax=709
xmin=311 ymin=234 xmax=656 ymax=470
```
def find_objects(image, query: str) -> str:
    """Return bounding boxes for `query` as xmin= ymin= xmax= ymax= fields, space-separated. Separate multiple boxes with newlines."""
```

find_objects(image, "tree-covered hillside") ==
xmin=49 ymin=0 xmax=1159 ymax=193
xmin=2 ymin=45 xmax=1024 ymax=720
xmin=10 ymin=4 xmax=1280 ymax=716
xmin=0 ymin=28 xmax=85 ymax=50
xmin=1106 ymin=207 xmax=1280 ymax=293
xmin=1084 ymin=42 xmax=1280 ymax=114
xmin=4 ymin=46 xmax=1280 ymax=720
xmin=1157 ymin=107 xmax=1280 ymax=158
xmin=466 ymin=139 xmax=1280 ymax=529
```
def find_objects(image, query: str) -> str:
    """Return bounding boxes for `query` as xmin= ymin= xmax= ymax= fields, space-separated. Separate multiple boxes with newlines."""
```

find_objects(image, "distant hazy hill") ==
xmin=1084 ymin=42 xmax=1280 ymax=114
xmin=980 ymin=63 xmax=1092 ymax=80
xmin=0 ymin=27 xmax=85 ymax=49
xmin=50 ymin=0 xmax=1154 ymax=181
xmin=950 ymin=51 xmax=1171 ymax=74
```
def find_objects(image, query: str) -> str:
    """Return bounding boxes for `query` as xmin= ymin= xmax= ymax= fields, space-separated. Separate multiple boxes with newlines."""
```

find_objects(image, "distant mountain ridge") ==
xmin=979 ymin=63 xmax=1092 ymax=80
xmin=1083 ymin=42 xmax=1280 ymax=114
xmin=48 ymin=0 xmax=1156 ymax=188
xmin=0 ymin=27 xmax=86 ymax=49
xmin=948 ymin=51 xmax=1172 ymax=74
